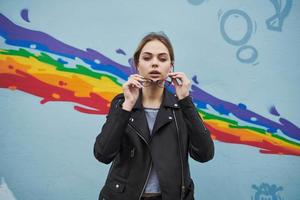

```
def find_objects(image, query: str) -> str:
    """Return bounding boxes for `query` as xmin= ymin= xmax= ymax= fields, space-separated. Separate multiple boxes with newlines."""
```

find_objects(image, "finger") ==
xmin=123 ymin=79 xmax=141 ymax=89
xmin=129 ymin=80 xmax=143 ymax=88
xmin=168 ymin=72 xmax=184 ymax=76
xmin=129 ymin=75 xmax=146 ymax=83
xmin=168 ymin=74 xmax=184 ymax=82
xmin=135 ymin=76 xmax=147 ymax=83
xmin=169 ymin=73 xmax=189 ymax=85
xmin=169 ymin=73 xmax=183 ymax=82
xmin=172 ymin=77 xmax=181 ymax=87
xmin=128 ymin=81 xmax=141 ymax=88
xmin=168 ymin=72 xmax=177 ymax=78
xmin=129 ymin=74 xmax=145 ymax=79
xmin=169 ymin=72 xmax=184 ymax=78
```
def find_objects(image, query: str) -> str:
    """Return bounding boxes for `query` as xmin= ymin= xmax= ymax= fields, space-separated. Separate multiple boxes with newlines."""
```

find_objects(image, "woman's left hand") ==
xmin=168 ymin=72 xmax=191 ymax=100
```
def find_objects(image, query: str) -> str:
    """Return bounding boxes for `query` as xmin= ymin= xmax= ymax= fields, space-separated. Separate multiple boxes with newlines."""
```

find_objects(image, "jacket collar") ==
xmin=129 ymin=88 xmax=180 ymax=144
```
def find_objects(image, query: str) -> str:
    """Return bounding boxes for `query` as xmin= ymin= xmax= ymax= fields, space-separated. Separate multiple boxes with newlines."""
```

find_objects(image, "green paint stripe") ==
xmin=272 ymin=134 xmax=300 ymax=147
xmin=198 ymin=109 xmax=238 ymax=125
xmin=228 ymin=124 xmax=267 ymax=134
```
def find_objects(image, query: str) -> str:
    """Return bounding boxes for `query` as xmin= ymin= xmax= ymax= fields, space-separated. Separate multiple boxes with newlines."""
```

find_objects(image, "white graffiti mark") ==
xmin=0 ymin=177 xmax=17 ymax=200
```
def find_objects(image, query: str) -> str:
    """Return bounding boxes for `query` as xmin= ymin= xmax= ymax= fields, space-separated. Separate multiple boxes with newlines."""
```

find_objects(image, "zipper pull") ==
xmin=130 ymin=148 xmax=135 ymax=158
xmin=181 ymin=185 xmax=186 ymax=199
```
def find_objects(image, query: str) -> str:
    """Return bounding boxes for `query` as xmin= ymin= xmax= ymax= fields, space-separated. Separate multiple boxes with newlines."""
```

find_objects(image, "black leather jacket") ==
xmin=94 ymin=89 xmax=214 ymax=200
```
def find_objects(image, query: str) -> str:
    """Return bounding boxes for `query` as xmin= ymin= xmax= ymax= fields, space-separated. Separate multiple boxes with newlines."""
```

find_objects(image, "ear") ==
xmin=170 ymin=63 xmax=174 ymax=72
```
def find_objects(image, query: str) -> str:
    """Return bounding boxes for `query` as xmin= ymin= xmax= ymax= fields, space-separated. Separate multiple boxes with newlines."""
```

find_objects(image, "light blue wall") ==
xmin=0 ymin=0 xmax=299 ymax=199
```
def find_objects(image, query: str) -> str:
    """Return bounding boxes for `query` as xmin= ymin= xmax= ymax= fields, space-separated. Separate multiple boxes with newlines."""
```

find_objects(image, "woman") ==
xmin=94 ymin=32 xmax=214 ymax=200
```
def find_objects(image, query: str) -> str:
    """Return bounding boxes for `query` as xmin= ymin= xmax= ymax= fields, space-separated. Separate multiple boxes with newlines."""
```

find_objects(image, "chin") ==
xmin=148 ymin=75 xmax=162 ymax=79
xmin=151 ymin=76 xmax=161 ymax=80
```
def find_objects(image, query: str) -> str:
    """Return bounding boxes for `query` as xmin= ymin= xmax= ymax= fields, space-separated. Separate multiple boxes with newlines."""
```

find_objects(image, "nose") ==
xmin=151 ymin=57 xmax=159 ymax=68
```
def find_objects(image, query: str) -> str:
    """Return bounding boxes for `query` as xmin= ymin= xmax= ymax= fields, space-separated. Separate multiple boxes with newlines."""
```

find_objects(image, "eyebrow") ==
xmin=141 ymin=52 xmax=169 ymax=56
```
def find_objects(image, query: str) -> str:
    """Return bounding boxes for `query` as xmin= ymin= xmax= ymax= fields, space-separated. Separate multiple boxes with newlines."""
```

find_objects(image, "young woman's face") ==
xmin=137 ymin=39 xmax=172 ymax=81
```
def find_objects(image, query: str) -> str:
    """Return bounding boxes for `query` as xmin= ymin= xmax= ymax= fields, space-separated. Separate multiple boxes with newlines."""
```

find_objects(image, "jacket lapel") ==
xmin=151 ymin=107 xmax=173 ymax=135
xmin=152 ymin=89 xmax=180 ymax=135
xmin=129 ymin=109 xmax=151 ymax=143
xmin=128 ymin=88 xmax=180 ymax=143
xmin=128 ymin=90 xmax=151 ymax=143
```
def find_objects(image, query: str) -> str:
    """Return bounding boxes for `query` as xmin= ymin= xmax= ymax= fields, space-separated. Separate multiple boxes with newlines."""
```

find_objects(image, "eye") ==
xmin=159 ymin=57 xmax=168 ymax=62
xmin=142 ymin=56 xmax=151 ymax=61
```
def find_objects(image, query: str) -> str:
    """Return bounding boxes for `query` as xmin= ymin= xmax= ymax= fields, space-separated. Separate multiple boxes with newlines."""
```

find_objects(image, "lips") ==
xmin=149 ymin=70 xmax=161 ymax=75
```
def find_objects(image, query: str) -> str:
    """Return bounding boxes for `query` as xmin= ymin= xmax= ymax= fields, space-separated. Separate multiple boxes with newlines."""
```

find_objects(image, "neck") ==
xmin=142 ymin=86 xmax=164 ymax=109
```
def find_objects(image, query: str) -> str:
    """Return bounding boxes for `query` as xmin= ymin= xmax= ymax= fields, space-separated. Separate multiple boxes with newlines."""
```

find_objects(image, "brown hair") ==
xmin=133 ymin=32 xmax=174 ymax=68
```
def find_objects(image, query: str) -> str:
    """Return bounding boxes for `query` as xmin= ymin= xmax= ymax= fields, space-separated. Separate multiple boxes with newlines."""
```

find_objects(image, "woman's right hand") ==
xmin=122 ymin=74 xmax=144 ymax=111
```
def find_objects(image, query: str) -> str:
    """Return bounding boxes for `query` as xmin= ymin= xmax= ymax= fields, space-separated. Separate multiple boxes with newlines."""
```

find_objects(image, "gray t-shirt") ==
xmin=144 ymin=108 xmax=161 ymax=194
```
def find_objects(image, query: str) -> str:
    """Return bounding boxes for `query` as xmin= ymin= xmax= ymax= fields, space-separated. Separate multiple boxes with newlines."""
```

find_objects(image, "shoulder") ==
xmin=110 ymin=93 xmax=125 ymax=109
xmin=112 ymin=93 xmax=125 ymax=101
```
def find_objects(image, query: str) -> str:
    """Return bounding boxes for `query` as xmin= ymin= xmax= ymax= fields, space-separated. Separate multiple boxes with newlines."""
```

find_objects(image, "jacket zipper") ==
xmin=128 ymin=123 xmax=153 ymax=200
xmin=139 ymin=161 xmax=152 ymax=200
xmin=173 ymin=109 xmax=185 ymax=200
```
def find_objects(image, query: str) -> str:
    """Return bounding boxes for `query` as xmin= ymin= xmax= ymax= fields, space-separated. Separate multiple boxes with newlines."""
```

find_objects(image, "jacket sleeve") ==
xmin=178 ymin=96 xmax=214 ymax=163
xmin=93 ymin=94 xmax=131 ymax=164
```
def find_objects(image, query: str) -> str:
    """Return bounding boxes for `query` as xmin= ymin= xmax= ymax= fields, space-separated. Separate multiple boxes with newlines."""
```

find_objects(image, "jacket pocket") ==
xmin=107 ymin=176 xmax=127 ymax=193
xmin=98 ymin=180 xmax=126 ymax=200
xmin=98 ymin=177 xmax=127 ymax=200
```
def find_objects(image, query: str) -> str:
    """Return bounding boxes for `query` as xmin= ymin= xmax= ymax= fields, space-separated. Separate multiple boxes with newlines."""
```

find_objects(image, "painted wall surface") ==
xmin=0 ymin=0 xmax=300 ymax=199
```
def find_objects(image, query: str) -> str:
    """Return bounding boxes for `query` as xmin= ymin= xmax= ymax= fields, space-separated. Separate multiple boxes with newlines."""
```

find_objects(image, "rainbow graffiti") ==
xmin=0 ymin=13 xmax=299 ymax=156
